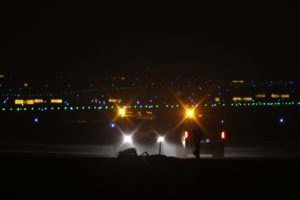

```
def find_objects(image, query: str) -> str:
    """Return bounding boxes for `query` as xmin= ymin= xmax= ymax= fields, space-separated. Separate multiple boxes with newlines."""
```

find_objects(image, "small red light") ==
xmin=184 ymin=131 xmax=188 ymax=139
xmin=221 ymin=131 xmax=226 ymax=140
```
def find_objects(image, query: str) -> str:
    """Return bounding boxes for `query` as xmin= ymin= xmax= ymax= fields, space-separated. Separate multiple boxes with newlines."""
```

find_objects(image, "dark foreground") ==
xmin=1 ymin=153 xmax=300 ymax=196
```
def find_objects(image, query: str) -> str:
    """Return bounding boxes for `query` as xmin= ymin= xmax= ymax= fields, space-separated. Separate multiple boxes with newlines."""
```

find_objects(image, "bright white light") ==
xmin=157 ymin=136 xmax=165 ymax=143
xmin=34 ymin=117 xmax=39 ymax=123
xmin=123 ymin=135 xmax=132 ymax=144
xmin=110 ymin=123 xmax=115 ymax=128
xmin=280 ymin=118 xmax=284 ymax=123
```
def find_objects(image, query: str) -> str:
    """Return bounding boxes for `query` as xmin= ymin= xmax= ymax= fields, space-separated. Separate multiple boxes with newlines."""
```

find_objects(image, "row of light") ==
xmin=1 ymin=102 xmax=300 ymax=112
xmin=204 ymin=101 xmax=298 ymax=107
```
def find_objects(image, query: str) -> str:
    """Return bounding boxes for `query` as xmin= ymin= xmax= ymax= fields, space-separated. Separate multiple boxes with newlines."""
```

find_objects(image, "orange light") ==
xmin=221 ymin=131 xmax=226 ymax=140
xmin=186 ymin=109 xmax=195 ymax=119
xmin=118 ymin=108 xmax=126 ymax=117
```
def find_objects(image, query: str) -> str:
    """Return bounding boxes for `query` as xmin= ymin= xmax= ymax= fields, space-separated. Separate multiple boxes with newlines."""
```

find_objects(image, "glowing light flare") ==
xmin=186 ymin=109 xmax=195 ymax=119
xmin=157 ymin=136 xmax=165 ymax=143
xmin=123 ymin=135 xmax=132 ymax=144
xmin=118 ymin=108 xmax=126 ymax=117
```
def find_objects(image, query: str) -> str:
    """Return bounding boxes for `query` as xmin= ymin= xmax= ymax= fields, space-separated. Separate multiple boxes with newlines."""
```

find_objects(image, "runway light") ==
xmin=110 ymin=123 xmax=116 ymax=128
xmin=34 ymin=117 xmax=39 ymax=123
xmin=157 ymin=136 xmax=165 ymax=143
xmin=123 ymin=135 xmax=132 ymax=144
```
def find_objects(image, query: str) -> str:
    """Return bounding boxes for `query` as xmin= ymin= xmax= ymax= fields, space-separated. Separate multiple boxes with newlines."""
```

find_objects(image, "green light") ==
xmin=51 ymin=107 xmax=54 ymax=110
xmin=76 ymin=107 xmax=79 ymax=110
xmin=205 ymin=104 xmax=208 ymax=107
xmin=31 ymin=108 xmax=34 ymax=111
xmin=57 ymin=107 xmax=60 ymax=110
xmin=1 ymin=108 xmax=5 ymax=111
xmin=140 ymin=105 xmax=143 ymax=108
xmin=88 ymin=106 xmax=91 ymax=109
xmin=10 ymin=108 xmax=13 ymax=111
xmin=82 ymin=107 xmax=85 ymax=110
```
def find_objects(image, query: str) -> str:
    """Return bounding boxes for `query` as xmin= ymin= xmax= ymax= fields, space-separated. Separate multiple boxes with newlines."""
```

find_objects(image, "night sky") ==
xmin=1 ymin=2 xmax=299 ymax=80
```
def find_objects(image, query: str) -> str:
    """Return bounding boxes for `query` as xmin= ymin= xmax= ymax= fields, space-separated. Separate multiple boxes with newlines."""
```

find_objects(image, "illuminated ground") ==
xmin=1 ymin=144 xmax=300 ymax=158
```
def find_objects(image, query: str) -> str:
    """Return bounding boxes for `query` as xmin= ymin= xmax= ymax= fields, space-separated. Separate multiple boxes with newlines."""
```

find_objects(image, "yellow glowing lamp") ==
xmin=186 ymin=109 xmax=195 ymax=119
xmin=51 ymin=99 xmax=63 ymax=104
xmin=26 ymin=100 xmax=35 ymax=105
xmin=118 ymin=108 xmax=126 ymax=117
xmin=15 ymin=99 xmax=24 ymax=105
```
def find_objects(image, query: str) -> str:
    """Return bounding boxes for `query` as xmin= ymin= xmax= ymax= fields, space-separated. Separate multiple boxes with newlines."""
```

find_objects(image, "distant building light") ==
xmin=26 ymin=99 xmax=35 ymax=105
xmin=0 ymin=75 xmax=5 ymax=78
xmin=15 ymin=99 xmax=24 ymax=105
xmin=256 ymin=94 xmax=266 ymax=98
xmin=24 ymin=83 xmax=29 ymax=87
xmin=271 ymin=94 xmax=280 ymax=98
xmin=232 ymin=80 xmax=245 ymax=84
xmin=232 ymin=97 xmax=242 ymax=101
xmin=281 ymin=94 xmax=290 ymax=98
xmin=215 ymin=97 xmax=221 ymax=102
xmin=51 ymin=99 xmax=63 ymax=104
xmin=109 ymin=98 xmax=121 ymax=103
xmin=243 ymin=97 xmax=253 ymax=101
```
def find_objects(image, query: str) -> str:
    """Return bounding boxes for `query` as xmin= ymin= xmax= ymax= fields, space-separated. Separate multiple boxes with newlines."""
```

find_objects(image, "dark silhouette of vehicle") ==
xmin=179 ymin=116 xmax=226 ymax=158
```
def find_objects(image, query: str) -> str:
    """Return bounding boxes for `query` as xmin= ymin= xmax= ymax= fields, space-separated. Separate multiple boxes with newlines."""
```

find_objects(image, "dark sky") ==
xmin=0 ymin=2 xmax=299 ymax=80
